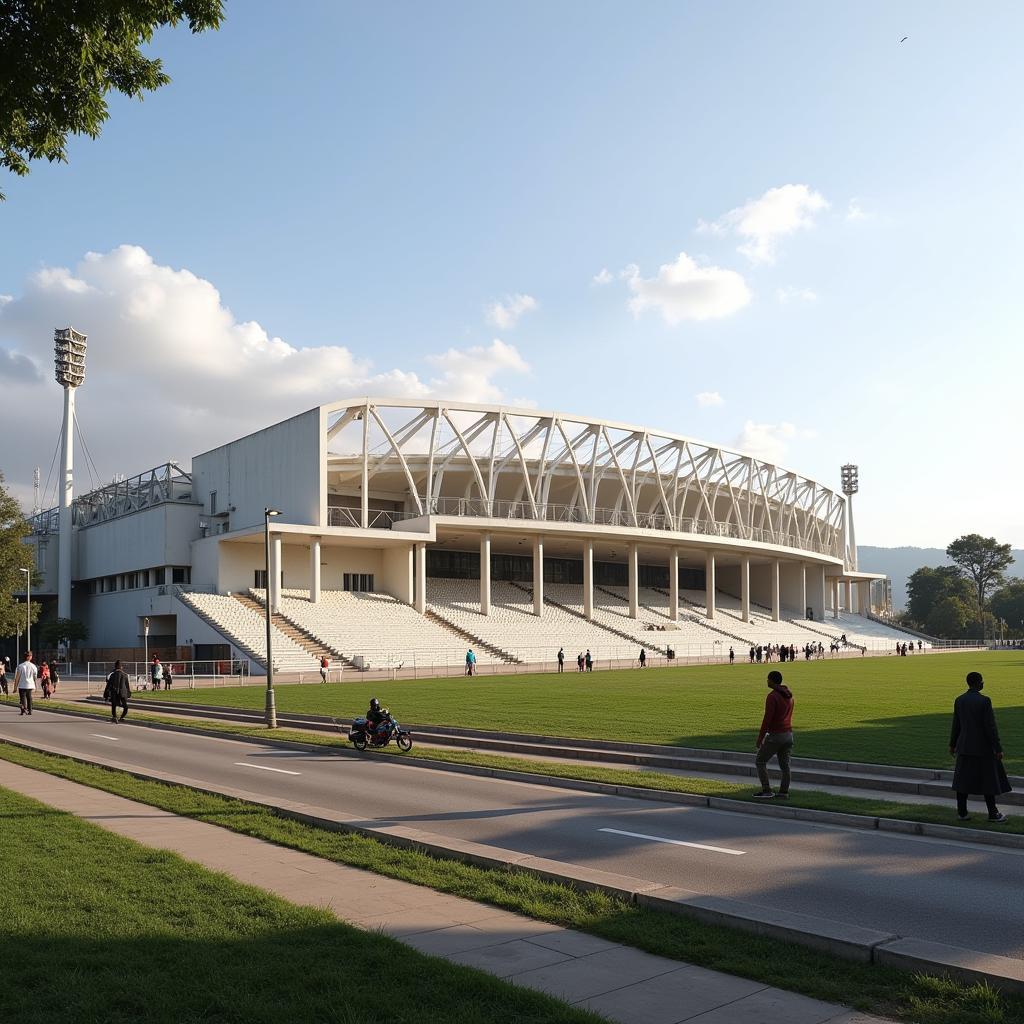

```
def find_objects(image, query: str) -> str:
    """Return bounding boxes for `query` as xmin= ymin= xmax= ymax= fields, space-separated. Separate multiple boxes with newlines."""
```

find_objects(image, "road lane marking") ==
xmin=90 ymin=733 xmax=120 ymax=741
xmin=599 ymin=827 xmax=745 ymax=856
xmin=233 ymin=762 xmax=301 ymax=776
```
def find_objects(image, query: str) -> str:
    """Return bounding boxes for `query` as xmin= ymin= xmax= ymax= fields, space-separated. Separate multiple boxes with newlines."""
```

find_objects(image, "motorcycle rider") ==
xmin=366 ymin=697 xmax=390 ymax=743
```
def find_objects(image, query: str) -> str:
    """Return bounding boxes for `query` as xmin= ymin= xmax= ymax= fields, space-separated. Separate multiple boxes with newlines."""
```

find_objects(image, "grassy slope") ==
xmin=138 ymin=651 xmax=1024 ymax=773
xmin=0 ymin=742 xmax=1016 ymax=1024
xmin=0 ymin=782 xmax=603 ymax=1024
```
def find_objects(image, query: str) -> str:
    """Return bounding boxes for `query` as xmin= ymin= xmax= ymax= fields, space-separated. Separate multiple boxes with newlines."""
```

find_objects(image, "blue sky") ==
xmin=1 ymin=1 xmax=1022 ymax=546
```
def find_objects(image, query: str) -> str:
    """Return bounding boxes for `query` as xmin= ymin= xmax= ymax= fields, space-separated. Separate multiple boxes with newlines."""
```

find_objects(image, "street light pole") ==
xmin=263 ymin=507 xmax=282 ymax=727
xmin=19 ymin=568 xmax=30 ymax=652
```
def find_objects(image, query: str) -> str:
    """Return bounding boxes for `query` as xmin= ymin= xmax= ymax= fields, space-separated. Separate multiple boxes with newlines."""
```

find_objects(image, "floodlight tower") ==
xmin=54 ymin=328 xmax=87 ymax=619
xmin=840 ymin=464 xmax=859 ymax=572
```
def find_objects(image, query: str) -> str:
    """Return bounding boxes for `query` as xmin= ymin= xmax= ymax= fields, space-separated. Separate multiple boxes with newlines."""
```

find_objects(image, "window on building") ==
xmin=254 ymin=569 xmax=267 ymax=589
xmin=172 ymin=567 xmax=191 ymax=585
xmin=343 ymin=573 xmax=375 ymax=592
xmin=210 ymin=490 xmax=217 ymax=515
xmin=125 ymin=572 xmax=138 ymax=590
xmin=154 ymin=568 xmax=166 ymax=585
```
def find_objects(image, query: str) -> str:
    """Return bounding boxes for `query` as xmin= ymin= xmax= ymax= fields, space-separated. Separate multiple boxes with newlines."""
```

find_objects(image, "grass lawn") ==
xmin=0 ymin=742 xmax=1018 ymax=1024
xmin=137 ymin=651 xmax=1024 ymax=773
xmin=0 ymin=782 xmax=603 ymax=1024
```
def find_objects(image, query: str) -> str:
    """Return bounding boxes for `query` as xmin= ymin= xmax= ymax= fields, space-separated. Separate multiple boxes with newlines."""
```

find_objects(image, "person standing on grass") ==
xmin=320 ymin=654 xmax=330 ymax=683
xmin=15 ymin=651 xmax=37 ymax=715
xmin=163 ymin=662 xmax=173 ymax=690
xmin=577 ymin=652 xmax=584 ymax=672
xmin=754 ymin=670 xmax=794 ymax=800
xmin=103 ymin=660 xmax=132 ymax=722
xmin=150 ymin=655 xmax=163 ymax=691
xmin=585 ymin=650 xmax=593 ymax=672
xmin=950 ymin=671 xmax=1011 ymax=823
xmin=729 ymin=646 xmax=735 ymax=665
xmin=465 ymin=649 xmax=476 ymax=676
xmin=639 ymin=648 xmax=646 ymax=668
xmin=557 ymin=647 xmax=565 ymax=673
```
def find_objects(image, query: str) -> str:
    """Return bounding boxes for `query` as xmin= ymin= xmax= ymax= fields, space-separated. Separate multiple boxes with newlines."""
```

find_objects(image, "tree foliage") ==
xmin=0 ymin=0 xmax=222 ymax=198
xmin=39 ymin=617 xmax=89 ymax=649
xmin=906 ymin=565 xmax=973 ymax=626
xmin=991 ymin=579 xmax=1024 ymax=634
xmin=946 ymin=533 xmax=1015 ymax=618
xmin=0 ymin=473 xmax=39 ymax=638
xmin=925 ymin=595 xmax=973 ymax=639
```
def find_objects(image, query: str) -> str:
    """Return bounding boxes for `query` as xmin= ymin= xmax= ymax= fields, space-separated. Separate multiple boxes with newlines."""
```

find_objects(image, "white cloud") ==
xmin=704 ymin=184 xmax=829 ymax=264
xmin=695 ymin=391 xmax=724 ymax=407
xmin=734 ymin=420 xmax=815 ymax=464
xmin=591 ymin=268 xmax=614 ymax=286
xmin=846 ymin=198 xmax=869 ymax=222
xmin=485 ymin=293 xmax=537 ymax=329
xmin=776 ymin=286 xmax=818 ymax=304
xmin=0 ymin=245 xmax=530 ymax=506
xmin=625 ymin=253 xmax=751 ymax=325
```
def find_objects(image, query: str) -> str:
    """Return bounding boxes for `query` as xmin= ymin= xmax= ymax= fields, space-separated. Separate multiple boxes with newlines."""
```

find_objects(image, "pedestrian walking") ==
xmin=950 ymin=671 xmax=1011 ymax=822
xmin=585 ymin=650 xmax=593 ymax=672
xmin=15 ymin=651 xmax=37 ymax=715
xmin=576 ymin=652 xmax=584 ymax=672
xmin=39 ymin=660 xmax=52 ymax=699
xmin=319 ymin=655 xmax=330 ymax=683
xmin=0 ymin=658 xmax=8 ymax=696
xmin=49 ymin=661 xmax=59 ymax=694
xmin=754 ymin=670 xmax=794 ymax=800
xmin=638 ymin=648 xmax=646 ymax=668
xmin=103 ymin=660 xmax=132 ymax=723
xmin=557 ymin=647 xmax=565 ymax=673
xmin=465 ymin=649 xmax=476 ymax=676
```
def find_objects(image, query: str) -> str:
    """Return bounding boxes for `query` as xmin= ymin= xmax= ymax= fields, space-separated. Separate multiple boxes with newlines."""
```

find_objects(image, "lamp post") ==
xmin=19 ymin=568 xmax=31 ymax=653
xmin=263 ymin=507 xmax=282 ymax=727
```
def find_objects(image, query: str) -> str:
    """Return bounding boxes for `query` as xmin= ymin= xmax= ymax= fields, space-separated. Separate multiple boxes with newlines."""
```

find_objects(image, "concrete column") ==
xmin=832 ymin=578 xmax=840 ymax=620
xmin=414 ymin=542 xmax=427 ymax=614
xmin=808 ymin=564 xmax=827 ymax=622
xmin=271 ymin=534 xmax=282 ymax=614
xmin=845 ymin=579 xmax=853 ymax=614
xmin=627 ymin=543 xmax=639 ymax=619
xmin=705 ymin=551 xmax=716 ymax=620
xmin=668 ymin=547 xmax=679 ymax=621
xmin=480 ymin=532 xmax=491 ymax=615
xmin=533 ymin=536 xmax=544 ymax=616
xmin=582 ymin=540 xmax=594 ymax=620
xmin=858 ymin=580 xmax=871 ymax=616
xmin=771 ymin=560 xmax=780 ymax=622
xmin=740 ymin=556 xmax=750 ymax=623
xmin=310 ymin=538 xmax=321 ymax=603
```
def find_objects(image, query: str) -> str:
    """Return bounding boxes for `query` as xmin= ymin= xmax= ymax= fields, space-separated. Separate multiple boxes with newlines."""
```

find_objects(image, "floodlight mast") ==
xmin=840 ymin=464 xmax=859 ymax=572
xmin=54 ymin=328 xmax=87 ymax=619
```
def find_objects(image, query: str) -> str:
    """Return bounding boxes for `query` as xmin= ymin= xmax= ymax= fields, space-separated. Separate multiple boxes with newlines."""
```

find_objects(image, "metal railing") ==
xmin=327 ymin=507 xmax=422 ymax=529
xmin=85 ymin=659 xmax=250 ymax=693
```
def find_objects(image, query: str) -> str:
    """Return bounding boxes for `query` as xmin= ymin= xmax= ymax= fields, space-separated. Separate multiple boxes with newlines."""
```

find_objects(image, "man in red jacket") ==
xmin=755 ymin=670 xmax=794 ymax=799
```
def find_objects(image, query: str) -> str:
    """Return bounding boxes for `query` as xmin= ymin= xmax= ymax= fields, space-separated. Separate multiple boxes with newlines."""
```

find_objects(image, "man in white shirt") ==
xmin=15 ymin=650 xmax=37 ymax=715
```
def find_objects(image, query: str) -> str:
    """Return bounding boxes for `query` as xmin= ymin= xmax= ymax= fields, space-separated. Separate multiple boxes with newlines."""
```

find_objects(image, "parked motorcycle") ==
xmin=347 ymin=711 xmax=413 ymax=752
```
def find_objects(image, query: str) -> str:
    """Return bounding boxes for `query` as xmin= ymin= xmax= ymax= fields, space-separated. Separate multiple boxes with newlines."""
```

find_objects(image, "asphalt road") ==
xmin=3 ymin=704 xmax=1022 ymax=960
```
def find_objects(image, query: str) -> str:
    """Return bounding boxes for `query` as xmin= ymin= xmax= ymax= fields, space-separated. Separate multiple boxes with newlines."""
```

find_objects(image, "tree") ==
xmin=0 ymin=472 xmax=40 ymax=638
xmin=991 ymin=579 xmax=1024 ymax=636
xmin=925 ymin=595 xmax=973 ymax=639
xmin=906 ymin=565 xmax=973 ymax=626
xmin=946 ymin=534 xmax=1015 ymax=621
xmin=39 ymin=617 xmax=89 ymax=650
xmin=0 ymin=1 xmax=222 ymax=199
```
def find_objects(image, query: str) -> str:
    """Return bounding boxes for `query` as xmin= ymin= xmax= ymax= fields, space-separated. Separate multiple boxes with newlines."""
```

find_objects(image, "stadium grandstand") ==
xmin=20 ymin=398 xmax=922 ymax=672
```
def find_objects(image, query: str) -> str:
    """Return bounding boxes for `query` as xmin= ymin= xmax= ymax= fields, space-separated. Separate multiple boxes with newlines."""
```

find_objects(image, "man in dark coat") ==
xmin=103 ymin=660 xmax=132 ymax=722
xmin=950 ymin=671 xmax=1011 ymax=822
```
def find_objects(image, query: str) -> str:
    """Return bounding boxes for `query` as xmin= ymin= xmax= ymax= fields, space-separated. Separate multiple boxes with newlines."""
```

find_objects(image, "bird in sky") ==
xmin=900 ymin=36 xmax=908 ymax=42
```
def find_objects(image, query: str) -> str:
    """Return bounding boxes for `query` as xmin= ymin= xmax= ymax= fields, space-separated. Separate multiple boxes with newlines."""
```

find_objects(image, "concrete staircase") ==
xmin=648 ymin=586 xmax=752 ymax=646
xmin=235 ymin=594 xmax=357 ymax=669
xmin=423 ymin=610 xmax=521 ymax=665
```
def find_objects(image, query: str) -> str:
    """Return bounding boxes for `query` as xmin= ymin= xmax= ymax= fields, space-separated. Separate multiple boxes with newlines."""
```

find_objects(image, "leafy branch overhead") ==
xmin=0 ymin=0 xmax=223 ymax=198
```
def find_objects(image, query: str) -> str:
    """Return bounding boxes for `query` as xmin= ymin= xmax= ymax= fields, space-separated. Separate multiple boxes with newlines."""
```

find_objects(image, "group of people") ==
xmin=145 ymin=656 xmax=173 ymax=690
xmin=738 ymin=642 xmax=825 ymax=664
xmin=752 ymin=668 xmax=1011 ymax=822
xmin=896 ymin=641 xmax=922 ymax=656
xmin=1 ymin=651 xmax=62 ymax=714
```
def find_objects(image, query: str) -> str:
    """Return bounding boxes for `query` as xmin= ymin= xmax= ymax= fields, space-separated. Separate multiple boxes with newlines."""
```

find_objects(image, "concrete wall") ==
xmin=750 ymin=563 xmax=773 ymax=608
xmin=77 ymin=503 xmax=200 ymax=580
xmin=779 ymin=562 xmax=806 ymax=616
xmin=73 ymin=589 xmax=178 ymax=648
xmin=380 ymin=544 xmax=414 ymax=603
xmin=191 ymin=408 xmax=323 ymax=531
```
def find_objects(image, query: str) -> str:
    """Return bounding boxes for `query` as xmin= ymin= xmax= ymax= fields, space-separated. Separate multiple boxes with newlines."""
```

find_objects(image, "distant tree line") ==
xmin=903 ymin=534 xmax=1020 ymax=639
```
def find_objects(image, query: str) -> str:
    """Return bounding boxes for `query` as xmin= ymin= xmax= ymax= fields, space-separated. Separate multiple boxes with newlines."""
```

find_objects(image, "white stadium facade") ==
xmin=23 ymin=397 xmax=914 ymax=672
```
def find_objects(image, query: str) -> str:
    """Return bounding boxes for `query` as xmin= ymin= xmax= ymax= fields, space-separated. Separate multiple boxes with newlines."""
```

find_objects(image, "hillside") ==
xmin=858 ymin=546 xmax=1024 ymax=609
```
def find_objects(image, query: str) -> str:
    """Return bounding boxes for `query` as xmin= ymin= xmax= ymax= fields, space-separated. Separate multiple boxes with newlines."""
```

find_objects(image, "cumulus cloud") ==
xmin=695 ymin=391 xmax=724 ymax=407
xmin=0 ymin=245 xmax=530 ymax=506
xmin=846 ymin=198 xmax=869 ymax=222
xmin=625 ymin=253 xmax=751 ymax=325
xmin=591 ymin=268 xmax=614 ymax=286
xmin=485 ymin=293 xmax=537 ymax=329
xmin=702 ymin=184 xmax=829 ymax=264
xmin=734 ymin=420 xmax=815 ymax=464
xmin=776 ymin=286 xmax=818 ymax=305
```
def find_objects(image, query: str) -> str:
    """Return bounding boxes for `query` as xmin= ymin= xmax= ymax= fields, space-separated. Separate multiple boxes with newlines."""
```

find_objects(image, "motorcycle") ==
xmin=346 ymin=710 xmax=413 ymax=752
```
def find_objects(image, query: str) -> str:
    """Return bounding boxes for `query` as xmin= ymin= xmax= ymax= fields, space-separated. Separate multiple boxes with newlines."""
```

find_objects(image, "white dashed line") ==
xmin=89 ymin=733 xmax=120 ymax=741
xmin=599 ymin=827 xmax=745 ymax=856
xmin=233 ymin=762 xmax=301 ymax=776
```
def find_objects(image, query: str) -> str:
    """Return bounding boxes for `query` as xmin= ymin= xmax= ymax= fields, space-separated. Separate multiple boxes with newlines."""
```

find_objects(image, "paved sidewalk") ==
xmin=2 ymin=762 xmax=888 ymax=1024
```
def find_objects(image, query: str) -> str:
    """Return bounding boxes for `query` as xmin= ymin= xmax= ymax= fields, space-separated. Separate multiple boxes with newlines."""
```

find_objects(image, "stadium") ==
xmin=22 ymin=394 xmax=918 ymax=674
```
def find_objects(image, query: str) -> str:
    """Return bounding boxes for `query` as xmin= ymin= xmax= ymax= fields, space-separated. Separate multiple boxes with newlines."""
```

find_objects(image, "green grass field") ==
xmin=140 ymin=651 xmax=1024 ymax=773
xmin=0 ymin=783 xmax=601 ymax=1024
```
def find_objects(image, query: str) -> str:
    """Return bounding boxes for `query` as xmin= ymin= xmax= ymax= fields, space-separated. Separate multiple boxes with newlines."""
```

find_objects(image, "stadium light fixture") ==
xmin=54 ymin=327 xmax=87 ymax=387
xmin=263 ymin=507 xmax=283 ymax=728
xmin=840 ymin=464 xmax=859 ymax=496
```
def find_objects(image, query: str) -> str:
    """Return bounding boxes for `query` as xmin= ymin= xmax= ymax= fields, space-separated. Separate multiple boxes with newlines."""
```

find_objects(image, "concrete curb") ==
xmin=1 ymin=730 xmax=1021 ymax=995
xmin=27 ymin=703 xmax=1024 ymax=853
